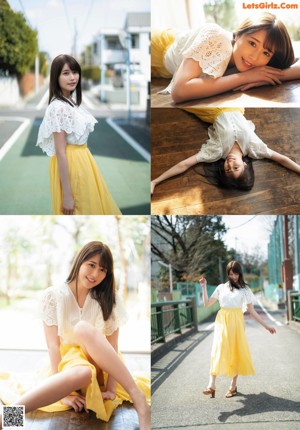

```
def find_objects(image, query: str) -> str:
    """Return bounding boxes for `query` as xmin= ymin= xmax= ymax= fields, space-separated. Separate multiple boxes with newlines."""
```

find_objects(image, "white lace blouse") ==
xmin=162 ymin=23 xmax=233 ymax=94
xmin=40 ymin=283 xmax=128 ymax=346
xmin=211 ymin=282 xmax=255 ymax=313
xmin=36 ymin=99 xmax=98 ymax=157
xmin=195 ymin=111 xmax=273 ymax=163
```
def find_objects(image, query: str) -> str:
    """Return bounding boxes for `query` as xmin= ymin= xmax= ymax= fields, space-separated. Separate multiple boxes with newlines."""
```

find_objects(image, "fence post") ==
xmin=156 ymin=305 xmax=165 ymax=343
xmin=187 ymin=296 xmax=198 ymax=332
xmin=174 ymin=303 xmax=181 ymax=334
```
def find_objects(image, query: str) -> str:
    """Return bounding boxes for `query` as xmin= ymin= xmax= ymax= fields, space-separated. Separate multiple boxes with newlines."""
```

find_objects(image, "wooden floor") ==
xmin=151 ymin=77 xmax=300 ymax=108
xmin=151 ymin=108 xmax=300 ymax=215
xmin=0 ymin=350 xmax=149 ymax=430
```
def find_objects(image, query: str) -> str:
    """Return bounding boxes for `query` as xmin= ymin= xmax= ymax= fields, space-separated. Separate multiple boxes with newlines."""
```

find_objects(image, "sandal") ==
xmin=203 ymin=387 xmax=216 ymax=398
xmin=225 ymin=386 xmax=237 ymax=398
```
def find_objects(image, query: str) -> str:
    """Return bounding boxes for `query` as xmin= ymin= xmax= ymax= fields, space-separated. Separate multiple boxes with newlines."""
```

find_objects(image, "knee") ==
xmin=76 ymin=366 xmax=92 ymax=387
xmin=74 ymin=321 xmax=94 ymax=341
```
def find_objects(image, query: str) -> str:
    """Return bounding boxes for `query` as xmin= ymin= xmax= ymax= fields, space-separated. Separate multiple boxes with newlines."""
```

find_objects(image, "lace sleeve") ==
xmin=211 ymin=285 xmax=220 ymax=300
xmin=242 ymin=287 xmax=256 ymax=313
xmin=40 ymin=287 xmax=58 ymax=326
xmin=36 ymin=100 xmax=96 ymax=156
xmin=246 ymin=124 xmax=273 ymax=159
xmin=103 ymin=292 xmax=128 ymax=336
xmin=182 ymin=24 xmax=232 ymax=78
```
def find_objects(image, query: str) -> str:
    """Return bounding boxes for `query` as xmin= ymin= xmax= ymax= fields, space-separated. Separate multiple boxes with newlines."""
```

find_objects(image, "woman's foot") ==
xmin=151 ymin=181 xmax=156 ymax=195
xmin=131 ymin=388 xmax=150 ymax=430
xmin=203 ymin=387 xmax=216 ymax=398
xmin=225 ymin=386 xmax=237 ymax=398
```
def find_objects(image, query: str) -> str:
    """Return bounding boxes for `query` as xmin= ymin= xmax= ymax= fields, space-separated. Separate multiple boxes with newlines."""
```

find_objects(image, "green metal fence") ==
xmin=151 ymin=300 xmax=194 ymax=344
xmin=291 ymin=292 xmax=300 ymax=322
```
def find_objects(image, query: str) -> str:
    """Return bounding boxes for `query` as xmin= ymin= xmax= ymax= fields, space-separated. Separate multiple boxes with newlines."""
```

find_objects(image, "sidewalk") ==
xmin=151 ymin=303 xmax=300 ymax=429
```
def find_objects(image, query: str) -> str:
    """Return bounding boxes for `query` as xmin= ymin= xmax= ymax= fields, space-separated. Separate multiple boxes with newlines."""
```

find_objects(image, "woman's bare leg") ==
xmin=74 ymin=321 xmax=150 ymax=430
xmin=14 ymin=366 xmax=91 ymax=412
xmin=208 ymin=374 xmax=216 ymax=389
xmin=151 ymin=155 xmax=199 ymax=194
xmin=230 ymin=375 xmax=238 ymax=390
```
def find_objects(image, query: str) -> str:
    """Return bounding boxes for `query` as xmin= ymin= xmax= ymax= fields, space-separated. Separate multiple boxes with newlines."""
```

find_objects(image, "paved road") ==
xmin=152 ymin=298 xmax=300 ymax=429
xmin=0 ymin=86 xmax=150 ymax=214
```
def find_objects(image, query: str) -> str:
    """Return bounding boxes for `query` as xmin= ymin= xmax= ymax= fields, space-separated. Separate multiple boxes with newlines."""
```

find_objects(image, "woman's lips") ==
xmin=242 ymin=58 xmax=253 ymax=68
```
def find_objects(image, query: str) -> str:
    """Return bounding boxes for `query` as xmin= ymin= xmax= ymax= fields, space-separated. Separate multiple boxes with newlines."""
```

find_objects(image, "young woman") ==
xmin=199 ymin=261 xmax=276 ymax=398
xmin=152 ymin=12 xmax=300 ymax=103
xmin=0 ymin=242 xmax=150 ymax=430
xmin=37 ymin=54 xmax=121 ymax=215
xmin=151 ymin=107 xmax=300 ymax=193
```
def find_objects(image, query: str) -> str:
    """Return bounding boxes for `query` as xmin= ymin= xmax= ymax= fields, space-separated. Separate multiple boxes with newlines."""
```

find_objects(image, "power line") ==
xmin=81 ymin=0 xmax=95 ymax=36
xmin=226 ymin=216 xmax=257 ymax=230
xmin=61 ymin=0 xmax=72 ymax=32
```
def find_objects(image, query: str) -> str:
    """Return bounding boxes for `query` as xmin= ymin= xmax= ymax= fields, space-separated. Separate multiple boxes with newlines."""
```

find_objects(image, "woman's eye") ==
xmin=249 ymin=41 xmax=255 ymax=47
xmin=264 ymin=51 xmax=271 ymax=57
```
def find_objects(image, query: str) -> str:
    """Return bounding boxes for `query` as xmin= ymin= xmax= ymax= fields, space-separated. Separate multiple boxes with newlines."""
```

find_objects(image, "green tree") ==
xmin=204 ymin=0 xmax=237 ymax=30
xmin=0 ymin=0 xmax=38 ymax=76
xmin=151 ymin=215 xmax=228 ymax=284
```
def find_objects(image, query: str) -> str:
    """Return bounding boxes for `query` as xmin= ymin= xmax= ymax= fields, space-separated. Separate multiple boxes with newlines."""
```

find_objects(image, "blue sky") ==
xmin=8 ymin=0 xmax=150 ymax=58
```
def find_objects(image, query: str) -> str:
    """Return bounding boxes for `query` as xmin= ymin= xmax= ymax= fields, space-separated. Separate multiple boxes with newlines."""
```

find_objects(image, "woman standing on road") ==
xmin=37 ymin=54 xmax=121 ymax=215
xmin=199 ymin=260 xmax=276 ymax=398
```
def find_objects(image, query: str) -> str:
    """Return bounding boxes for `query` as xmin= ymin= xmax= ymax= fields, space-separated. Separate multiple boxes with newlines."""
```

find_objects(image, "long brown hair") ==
xmin=226 ymin=260 xmax=248 ymax=290
xmin=48 ymin=54 xmax=82 ymax=107
xmin=234 ymin=12 xmax=295 ymax=69
xmin=66 ymin=241 xmax=116 ymax=320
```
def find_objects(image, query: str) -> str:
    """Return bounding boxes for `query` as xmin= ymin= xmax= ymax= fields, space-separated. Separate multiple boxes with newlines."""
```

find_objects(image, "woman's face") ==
xmin=232 ymin=30 xmax=274 ymax=72
xmin=58 ymin=63 xmax=79 ymax=97
xmin=224 ymin=155 xmax=246 ymax=179
xmin=228 ymin=269 xmax=240 ymax=284
xmin=78 ymin=254 xmax=107 ymax=290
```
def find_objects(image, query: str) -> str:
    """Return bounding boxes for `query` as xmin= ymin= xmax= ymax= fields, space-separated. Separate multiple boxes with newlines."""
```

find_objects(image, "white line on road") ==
xmin=36 ymin=90 xmax=49 ymax=110
xmin=82 ymin=94 xmax=98 ymax=110
xmin=0 ymin=118 xmax=31 ymax=161
xmin=106 ymin=117 xmax=150 ymax=162
xmin=257 ymin=298 xmax=283 ymax=326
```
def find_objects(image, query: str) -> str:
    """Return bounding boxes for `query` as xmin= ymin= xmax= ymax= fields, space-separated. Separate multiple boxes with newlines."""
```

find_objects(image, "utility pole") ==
xmin=282 ymin=215 xmax=293 ymax=321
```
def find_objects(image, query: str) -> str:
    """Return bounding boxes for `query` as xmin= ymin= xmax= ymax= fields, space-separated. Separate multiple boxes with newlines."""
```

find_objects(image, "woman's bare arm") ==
xmin=53 ymin=131 xmax=75 ymax=215
xmin=199 ymin=277 xmax=218 ymax=308
xmin=43 ymin=323 xmax=61 ymax=374
xmin=247 ymin=303 xmax=276 ymax=333
xmin=270 ymin=150 xmax=300 ymax=174
xmin=171 ymin=58 xmax=283 ymax=103
xmin=151 ymin=154 xmax=199 ymax=194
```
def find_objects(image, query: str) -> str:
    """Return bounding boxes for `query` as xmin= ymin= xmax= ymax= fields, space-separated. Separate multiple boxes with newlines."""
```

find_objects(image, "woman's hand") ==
xmin=61 ymin=394 xmax=89 ymax=413
xmin=241 ymin=65 xmax=283 ymax=86
xmin=62 ymin=194 xmax=75 ymax=215
xmin=266 ymin=326 xmax=276 ymax=334
xmin=101 ymin=390 xmax=116 ymax=400
xmin=233 ymin=81 xmax=272 ymax=92
xmin=199 ymin=277 xmax=207 ymax=288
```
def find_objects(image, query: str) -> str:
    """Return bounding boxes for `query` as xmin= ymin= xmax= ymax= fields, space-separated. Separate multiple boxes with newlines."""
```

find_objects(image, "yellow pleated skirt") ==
xmin=151 ymin=29 xmax=175 ymax=78
xmin=49 ymin=144 xmax=121 ymax=215
xmin=0 ymin=344 xmax=150 ymax=423
xmin=210 ymin=308 xmax=255 ymax=377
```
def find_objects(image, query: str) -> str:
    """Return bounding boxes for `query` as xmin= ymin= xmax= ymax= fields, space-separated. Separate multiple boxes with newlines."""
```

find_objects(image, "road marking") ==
xmin=106 ymin=117 xmax=150 ymax=162
xmin=257 ymin=298 xmax=283 ymax=326
xmin=0 ymin=117 xmax=31 ymax=161
xmin=82 ymin=94 xmax=97 ymax=110
xmin=36 ymin=90 xmax=49 ymax=110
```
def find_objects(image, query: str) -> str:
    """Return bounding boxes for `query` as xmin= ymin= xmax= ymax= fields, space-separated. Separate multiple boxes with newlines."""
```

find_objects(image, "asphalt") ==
xmin=151 ymin=299 xmax=300 ymax=429
xmin=0 ymin=84 xmax=150 ymax=215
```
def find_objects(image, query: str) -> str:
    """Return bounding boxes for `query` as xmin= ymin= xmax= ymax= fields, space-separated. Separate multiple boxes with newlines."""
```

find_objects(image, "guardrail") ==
xmin=290 ymin=291 xmax=300 ymax=322
xmin=151 ymin=298 xmax=197 ymax=344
